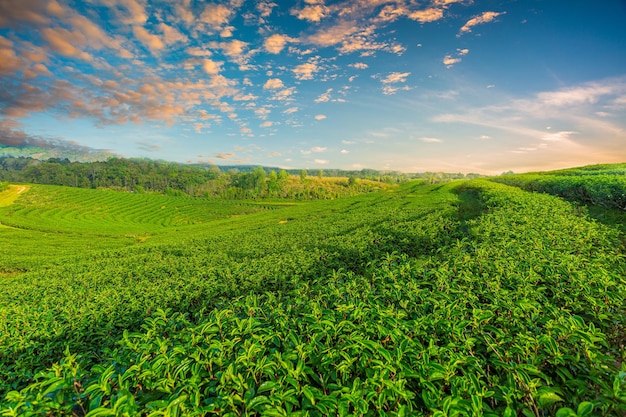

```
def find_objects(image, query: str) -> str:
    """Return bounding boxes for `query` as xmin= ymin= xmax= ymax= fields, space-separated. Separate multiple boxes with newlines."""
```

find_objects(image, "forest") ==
xmin=0 ymin=156 xmax=479 ymax=199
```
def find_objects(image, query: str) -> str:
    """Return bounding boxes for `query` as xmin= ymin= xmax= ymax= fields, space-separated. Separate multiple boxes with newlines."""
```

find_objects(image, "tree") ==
xmin=300 ymin=169 xmax=308 ymax=182
xmin=252 ymin=166 xmax=267 ymax=196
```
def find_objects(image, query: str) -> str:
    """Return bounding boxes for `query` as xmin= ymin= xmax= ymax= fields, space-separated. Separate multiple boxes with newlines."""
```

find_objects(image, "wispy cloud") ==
xmin=314 ymin=88 xmax=333 ymax=102
xmin=376 ymin=71 xmax=411 ymax=95
xmin=283 ymin=107 xmax=299 ymax=114
xmin=300 ymin=145 xmax=327 ymax=155
xmin=381 ymin=72 xmax=410 ymax=84
xmin=458 ymin=11 xmax=505 ymax=36
xmin=215 ymin=152 xmax=235 ymax=159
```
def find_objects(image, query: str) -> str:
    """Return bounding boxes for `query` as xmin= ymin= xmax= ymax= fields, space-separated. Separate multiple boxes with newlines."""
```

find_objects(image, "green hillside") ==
xmin=0 ymin=170 xmax=625 ymax=416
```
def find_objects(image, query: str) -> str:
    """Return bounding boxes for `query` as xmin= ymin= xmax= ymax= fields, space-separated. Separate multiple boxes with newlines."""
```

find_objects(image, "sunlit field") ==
xmin=0 ymin=166 xmax=625 ymax=416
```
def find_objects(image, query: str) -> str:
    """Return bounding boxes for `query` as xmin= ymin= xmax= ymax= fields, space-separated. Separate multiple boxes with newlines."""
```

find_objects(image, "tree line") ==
xmin=0 ymin=156 xmax=481 ymax=199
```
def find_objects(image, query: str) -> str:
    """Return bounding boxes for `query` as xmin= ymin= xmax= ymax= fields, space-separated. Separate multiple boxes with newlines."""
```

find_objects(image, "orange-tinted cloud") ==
xmin=41 ymin=27 xmax=93 ymax=61
xmin=199 ymin=3 xmax=234 ymax=30
xmin=263 ymin=78 xmax=284 ymax=89
xmin=292 ymin=4 xmax=329 ymax=22
xmin=202 ymin=58 xmax=222 ymax=75
xmin=264 ymin=34 xmax=294 ymax=54
xmin=408 ymin=8 xmax=444 ymax=23
xmin=96 ymin=0 xmax=148 ymax=25
xmin=158 ymin=23 xmax=188 ymax=44
xmin=293 ymin=62 xmax=320 ymax=80
xmin=133 ymin=26 xmax=165 ymax=54
xmin=459 ymin=11 xmax=505 ymax=35
xmin=0 ymin=0 xmax=51 ymax=27
xmin=0 ymin=36 xmax=23 ymax=75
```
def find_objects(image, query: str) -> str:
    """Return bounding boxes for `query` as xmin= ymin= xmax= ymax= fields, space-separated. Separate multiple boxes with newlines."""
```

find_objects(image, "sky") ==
xmin=1 ymin=0 xmax=626 ymax=174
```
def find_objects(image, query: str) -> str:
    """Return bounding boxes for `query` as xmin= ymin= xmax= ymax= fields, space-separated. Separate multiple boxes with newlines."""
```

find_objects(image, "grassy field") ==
xmin=0 ymin=169 xmax=625 ymax=416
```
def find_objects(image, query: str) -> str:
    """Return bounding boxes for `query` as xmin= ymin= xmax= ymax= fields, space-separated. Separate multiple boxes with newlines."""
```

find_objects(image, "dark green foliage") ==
xmin=1 ymin=175 xmax=625 ymax=416
xmin=0 ymin=157 xmax=392 ymax=200
xmin=493 ymin=164 xmax=626 ymax=210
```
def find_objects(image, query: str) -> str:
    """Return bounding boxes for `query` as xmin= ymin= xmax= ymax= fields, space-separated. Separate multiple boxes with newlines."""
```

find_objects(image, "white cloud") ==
xmin=314 ymin=159 xmax=329 ymax=164
xmin=542 ymin=131 xmax=577 ymax=142
xmin=314 ymin=114 xmax=327 ymax=120
xmin=300 ymin=146 xmax=326 ymax=155
xmin=537 ymin=85 xmax=615 ymax=107
xmin=340 ymin=149 xmax=349 ymax=154
xmin=421 ymin=137 xmax=443 ymax=143
xmin=283 ymin=107 xmax=299 ymax=114
xmin=350 ymin=62 xmax=368 ymax=69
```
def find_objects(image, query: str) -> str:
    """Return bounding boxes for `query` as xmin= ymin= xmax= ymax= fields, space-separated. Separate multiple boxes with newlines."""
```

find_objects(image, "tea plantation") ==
xmin=0 ymin=169 xmax=625 ymax=416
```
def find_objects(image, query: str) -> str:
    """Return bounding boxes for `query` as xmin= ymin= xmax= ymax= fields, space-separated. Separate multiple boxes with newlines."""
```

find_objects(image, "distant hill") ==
xmin=0 ymin=145 xmax=115 ymax=162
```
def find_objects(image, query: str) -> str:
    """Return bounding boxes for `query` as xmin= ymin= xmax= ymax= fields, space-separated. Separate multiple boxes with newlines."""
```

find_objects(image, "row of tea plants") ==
xmin=494 ymin=164 xmax=626 ymax=210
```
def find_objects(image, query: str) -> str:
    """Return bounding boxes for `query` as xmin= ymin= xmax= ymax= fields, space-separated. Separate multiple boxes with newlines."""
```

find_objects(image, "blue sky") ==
xmin=1 ymin=0 xmax=625 ymax=173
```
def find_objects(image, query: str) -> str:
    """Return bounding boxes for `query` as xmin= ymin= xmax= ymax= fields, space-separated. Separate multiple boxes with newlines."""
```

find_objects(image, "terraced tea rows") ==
xmin=0 ymin=185 xmax=283 ymax=235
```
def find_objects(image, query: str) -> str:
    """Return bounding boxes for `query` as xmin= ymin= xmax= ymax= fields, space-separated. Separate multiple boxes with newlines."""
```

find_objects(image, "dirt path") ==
xmin=0 ymin=184 xmax=30 ymax=208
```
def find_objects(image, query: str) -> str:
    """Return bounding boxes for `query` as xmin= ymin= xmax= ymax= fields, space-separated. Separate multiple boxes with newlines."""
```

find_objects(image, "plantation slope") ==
xmin=2 ymin=180 xmax=626 ymax=416
xmin=0 ymin=184 xmax=283 ymax=235
xmin=1 ymin=185 xmax=131 ymax=275
xmin=0 ymin=184 xmax=296 ymax=273
xmin=0 ymin=184 xmax=28 ymax=209
xmin=0 ymin=182 xmax=460 ymax=395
